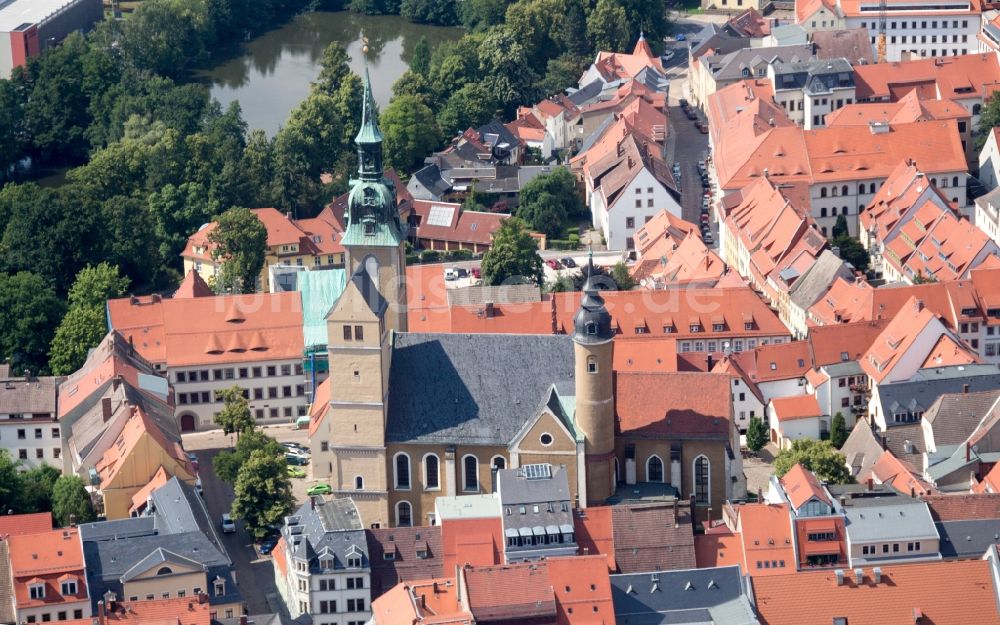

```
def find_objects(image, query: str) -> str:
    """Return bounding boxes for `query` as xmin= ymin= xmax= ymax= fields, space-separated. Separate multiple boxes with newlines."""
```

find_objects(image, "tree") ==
xmin=313 ymin=43 xmax=352 ymax=97
xmin=746 ymin=416 xmax=767 ymax=453
xmin=481 ymin=217 xmax=544 ymax=285
xmin=213 ymin=429 xmax=284 ymax=483
xmin=0 ymin=79 xmax=26 ymax=182
xmin=0 ymin=451 xmax=23 ymax=515
xmin=437 ymin=82 xmax=498 ymax=137
xmin=232 ymin=449 xmax=294 ymax=539
xmin=515 ymin=167 xmax=584 ymax=237
xmin=19 ymin=464 xmax=61 ymax=513
xmin=52 ymin=475 xmax=96 ymax=526
xmin=546 ymin=273 xmax=574 ymax=292
xmin=401 ymin=0 xmax=458 ymax=25
xmin=409 ymin=36 xmax=431 ymax=76
xmin=214 ymin=385 xmax=256 ymax=440
xmin=830 ymin=412 xmax=848 ymax=449
xmin=380 ymin=95 xmax=442 ymax=172
xmin=978 ymin=91 xmax=1000 ymax=150
xmin=209 ymin=207 xmax=267 ymax=293
xmin=459 ymin=0 xmax=510 ymax=30
xmin=0 ymin=272 xmax=65 ymax=374
xmin=832 ymin=214 xmax=849 ymax=239
xmin=773 ymin=439 xmax=853 ymax=484
xmin=587 ymin=0 xmax=630 ymax=53
xmin=49 ymin=306 xmax=107 ymax=376
xmin=831 ymin=235 xmax=869 ymax=273
xmin=69 ymin=262 xmax=130 ymax=309
xmin=610 ymin=261 xmax=636 ymax=290
xmin=478 ymin=26 xmax=539 ymax=115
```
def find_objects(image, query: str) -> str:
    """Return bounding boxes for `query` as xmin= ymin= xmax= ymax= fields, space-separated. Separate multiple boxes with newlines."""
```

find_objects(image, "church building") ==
xmin=308 ymin=71 xmax=744 ymax=528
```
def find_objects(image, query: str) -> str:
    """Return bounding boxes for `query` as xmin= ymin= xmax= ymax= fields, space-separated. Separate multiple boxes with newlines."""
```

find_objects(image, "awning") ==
xmin=518 ymin=527 xmax=533 ymax=537
xmin=532 ymin=526 xmax=547 ymax=536
xmin=802 ymin=541 xmax=841 ymax=556
xmin=546 ymin=525 xmax=561 ymax=535
xmin=505 ymin=528 xmax=519 ymax=538
xmin=560 ymin=524 xmax=574 ymax=534
xmin=803 ymin=519 xmax=837 ymax=533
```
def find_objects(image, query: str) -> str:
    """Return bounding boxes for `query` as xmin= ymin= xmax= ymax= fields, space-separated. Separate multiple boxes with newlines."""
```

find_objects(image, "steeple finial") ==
xmin=356 ymin=65 xmax=383 ymax=147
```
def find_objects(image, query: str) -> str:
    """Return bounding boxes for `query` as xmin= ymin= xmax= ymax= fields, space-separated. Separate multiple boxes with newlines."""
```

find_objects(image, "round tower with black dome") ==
xmin=573 ymin=254 xmax=616 ymax=504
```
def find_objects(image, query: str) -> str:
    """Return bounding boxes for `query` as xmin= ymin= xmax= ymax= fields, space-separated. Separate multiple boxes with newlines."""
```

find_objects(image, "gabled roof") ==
xmin=860 ymin=298 xmax=943 ymax=384
xmin=736 ymin=503 xmax=796 ymax=575
xmin=811 ymin=28 xmax=874 ymax=64
xmin=174 ymin=269 xmax=214 ymax=299
xmin=753 ymin=560 xmax=1000 ymax=625
xmin=347 ymin=262 xmax=388 ymax=318
xmin=0 ymin=513 xmax=52 ymax=537
xmin=853 ymin=52 xmax=1000 ymax=101
xmin=771 ymin=394 xmax=823 ymax=421
xmin=611 ymin=501 xmax=696 ymax=573
xmin=926 ymin=493 xmax=1000 ymax=521
xmin=780 ymin=464 xmax=832 ymax=510
xmin=463 ymin=561 xmax=556 ymax=621
xmin=120 ymin=547 xmax=205 ymax=582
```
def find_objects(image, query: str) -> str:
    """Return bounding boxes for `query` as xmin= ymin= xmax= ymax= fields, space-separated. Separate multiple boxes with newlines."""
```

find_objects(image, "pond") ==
xmin=200 ymin=12 xmax=463 ymax=136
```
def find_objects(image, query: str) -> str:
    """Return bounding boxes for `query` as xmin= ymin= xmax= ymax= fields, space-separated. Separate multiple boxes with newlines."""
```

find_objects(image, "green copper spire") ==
xmin=343 ymin=65 xmax=403 ymax=248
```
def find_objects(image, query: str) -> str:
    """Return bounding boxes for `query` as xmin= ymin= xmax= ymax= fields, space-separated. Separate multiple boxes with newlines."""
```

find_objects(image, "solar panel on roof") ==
xmin=523 ymin=463 xmax=552 ymax=480
xmin=426 ymin=204 xmax=455 ymax=227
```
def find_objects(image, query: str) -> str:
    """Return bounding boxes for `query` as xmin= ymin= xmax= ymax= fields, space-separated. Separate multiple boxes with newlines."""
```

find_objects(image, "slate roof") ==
xmin=612 ymin=501 xmax=697 ymax=574
xmin=385 ymin=333 xmax=575 ymax=445
xmin=837 ymin=423 xmax=886 ymax=479
xmin=875 ymin=368 xmax=1000 ymax=428
xmin=610 ymin=565 xmax=759 ymax=625
xmin=937 ymin=519 xmax=1000 ymax=559
xmin=705 ymin=44 xmax=814 ymax=82
xmin=788 ymin=249 xmax=854 ymax=309
xmin=567 ymin=79 xmax=604 ymax=107
xmin=283 ymin=496 xmax=367 ymax=573
xmin=408 ymin=163 xmax=451 ymax=200
xmin=923 ymin=390 xmax=1000 ymax=447
xmin=71 ymin=380 xmax=178 ymax=465
xmin=811 ymin=28 xmax=874 ymax=64
xmin=120 ymin=548 xmax=205 ymax=582
xmin=0 ymin=373 xmax=57 ymax=415
xmin=366 ymin=526 xmax=443 ymax=600
xmin=689 ymin=23 xmax=751 ymax=60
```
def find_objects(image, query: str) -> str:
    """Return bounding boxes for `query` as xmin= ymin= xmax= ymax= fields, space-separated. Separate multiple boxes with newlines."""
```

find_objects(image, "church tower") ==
xmin=572 ymin=257 xmax=616 ymax=504
xmin=342 ymin=67 xmax=408 ymax=334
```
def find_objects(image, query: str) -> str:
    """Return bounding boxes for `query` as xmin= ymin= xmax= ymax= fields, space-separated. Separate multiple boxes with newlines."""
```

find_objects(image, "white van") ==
xmin=221 ymin=513 xmax=236 ymax=533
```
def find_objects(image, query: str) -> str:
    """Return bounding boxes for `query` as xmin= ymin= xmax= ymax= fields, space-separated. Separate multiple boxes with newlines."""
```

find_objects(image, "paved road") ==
xmin=186 ymin=424 xmax=315 ymax=617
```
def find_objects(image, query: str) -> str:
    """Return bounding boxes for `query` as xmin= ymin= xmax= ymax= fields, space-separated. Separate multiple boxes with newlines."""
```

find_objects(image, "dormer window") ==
xmin=383 ymin=551 xmax=396 ymax=561
xmin=416 ymin=548 xmax=428 ymax=559
xmin=319 ymin=557 xmax=333 ymax=570
xmin=348 ymin=557 xmax=362 ymax=568
xmin=29 ymin=584 xmax=45 ymax=600
xmin=586 ymin=322 xmax=597 ymax=335
xmin=744 ymin=322 xmax=754 ymax=331
xmin=689 ymin=323 xmax=702 ymax=333
xmin=214 ymin=579 xmax=226 ymax=597
xmin=712 ymin=323 xmax=725 ymax=332
xmin=61 ymin=580 xmax=77 ymax=596
xmin=364 ymin=221 xmax=375 ymax=236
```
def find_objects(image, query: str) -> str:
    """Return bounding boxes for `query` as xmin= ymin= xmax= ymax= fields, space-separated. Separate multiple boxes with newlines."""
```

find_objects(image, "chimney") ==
xmin=102 ymin=397 xmax=113 ymax=422
xmin=706 ymin=353 xmax=715 ymax=371
xmin=914 ymin=299 xmax=924 ymax=313
xmin=151 ymin=293 xmax=161 ymax=304
xmin=910 ymin=486 xmax=916 ymax=498
xmin=757 ymin=487 xmax=763 ymax=502
xmin=583 ymin=546 xmax=590 ymax=555
xmin=98 ymin=601 xmax=105 ymax=625
xmin=873 ymin=567 xmax=883 ymax=584
xmin=880 ymin=435 xmax=887 ymax=451
xmin=834 ymin=569 xmax=845 ymax=586
xmin=966 ymin=442 xmax=971 ymax=462
xmin=853 ymin=567 xmax=863 ymax=585
xmin=866 ymin=477 xmax=873 ymax=491
xmin=551 ymin=296 xmax=558 ymax=335
xmin=485 ymin=301 xmax=495 ymax=318
xmin=69 ymin=514 xmax=77 ymax=527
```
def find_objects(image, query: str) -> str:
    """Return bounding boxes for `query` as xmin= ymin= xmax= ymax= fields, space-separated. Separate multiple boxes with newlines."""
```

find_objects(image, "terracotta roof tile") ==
xmin=367 ymin=526 xmax=444 ymax=600
xmin=573 ymin=506 xmax=616 ymax=571
xmin=925 ymin=493 xmax=1000 ymax=521
xmin=463 ymin=561 xmax=556 ymax=621
xmin=753 ymin=559 xmax=1000 ymax=625
xmin=611 ymin=501 xmax=696 ymax=572
xmin=853 ymin=52 xmax=1000 ymax=101
xmin=770 ymin=395 xmax=822 ymax=421
xmin=0 ymin=514 xmax=52 ymax=537
xmin=736 ymin=503 xmax=796 ymax=576
xmin=780 ymin=464 xmax=832 ymax=510
xmin=694 ymin=529 xmax=746 ymax=572
xmin=615 ymin=372 xmax=732 ymax=438
xmin=174 ymin=270 xmax=214 ymax=299
xmin=547 ymin=555 xmax=615 ymax=624
xmin=7 ymin=528 xmax=86 ymax=609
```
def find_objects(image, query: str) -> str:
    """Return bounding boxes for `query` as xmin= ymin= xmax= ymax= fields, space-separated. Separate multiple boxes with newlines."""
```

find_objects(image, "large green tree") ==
xmin=587 ymin=0 xmax=630 ymax=53
xmin=746 ymin=416 xmax=767 ymax=453
xmin=437 ymin=82 xmax=499 ymax=137
xmin=401 ymin=0 xmax=458 ymax=24
xmin=610 ymin=261 xmax=636 ymax=290
xmin=0 ymin=79 xmax=25 ymax=182
xmin=0 ymin=272 xmax=65 ymax=374
xmin=481 ymin=217 xmax=544 ymax=285
xmin=214 ymin=385 xmax=256 ymax=441
xmin=773 ymin=439 xmax=853 ymax=484
xmin=831 ymin=235 xmax=869 ymax=273
xmin=0 ymin=451 xmax=23 ymax=515
xmin=209 ymin=207 xmax=268 ymax=293
xmin=213 ymin=429 xmax=284 ymax=483
xmin=380 ymin=95 xmax=442 ymax=172
xmin=52 ymin=475 xmax=96 ymax=526
xmin=20 ymin=464 xmax=62 ymax=514
xmin=49 ymin=263 xmax=130 ymax=375
xmin=477 ymin=26 xmax=539 ymax=115
xmin=232 ymin=449 xmax=294 ymax=539
xmin=516 ymin=167 xmax=583 ymax=238
xmin=830 ymin=412 xmax=848 ymax=449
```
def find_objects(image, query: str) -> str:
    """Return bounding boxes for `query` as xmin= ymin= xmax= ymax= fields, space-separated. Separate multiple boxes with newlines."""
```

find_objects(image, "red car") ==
xmin=546 ymin=259 xmax=562 ymax=270
xmin=471 ymin=267 xmax=481 ymax=279
xmin=700 ymin=213 xmax=710 ymax=223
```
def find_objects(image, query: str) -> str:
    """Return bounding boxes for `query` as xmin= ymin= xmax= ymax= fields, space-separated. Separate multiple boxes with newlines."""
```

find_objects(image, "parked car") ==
xmin=685 ymin=109 xmax=698 ymax=120
xmin=258 ymin=535 xmax=279 ymax=555
xmin=307 ymin=483 xmax=333 ymax=496
xmin=696 ymin=121 xmax=709 ymax=134
xmin=676 ymin=33 xmax=686 ymax=41
xmin=287 ymin=466 xmax=306 ymax=478
xmin=700 ymin=213 xmax=710 ymax=223
xmin=561 ymin=257 xmax=577 ymax=268
xmin=281 ymin=442 xmax=309 ymax=455
xmin=221 ymin=513 xmax=236 ymax=534
xmin=455 ymin=268 xmax=469 ymax=279
xmin=285 ymin=452 xmax=309 ymax=466
xmin=697 ymin=161 xmax=706 ymax=172
xmin=679 ymin=98 xmax=689 ymax=109
xmin=195 ymin=476 xmax=203 ymax=496
xmin=704 ymin=232 xmax=714 ymax=244
xmin=186 ymin=452 xmax=199 ymax=472
xmin=471 ymin=267 xmax=481 ymax=279
xmin=546 ymin=259 xmax=562 ymax=270
xmin=444 ymin=268 xmax=458 ymax=281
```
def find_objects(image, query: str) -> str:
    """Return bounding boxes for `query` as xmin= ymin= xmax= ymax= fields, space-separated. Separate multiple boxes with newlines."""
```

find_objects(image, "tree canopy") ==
xmin=232 ymin=449 xmax=294 ymax=539
xmin=746 ymin=416 xmax=767 ymax=453
xmin=214 ymin=385 xmax=256 ymax=440
xmin=209 ymin=207 xmax=267 ymax=293
xmin=50 ymin=263 xmax=130 ymax=375
xmin=830 ymin=412 xmax=848 ymax=449
xmin=481 ymin=217 xmax=544 ymax=285
xmin=52 ymin=475 xmax=96 ymax=526
xmin=380 ymin=95 xmax=442 ymax=172
xmin=773 ymin=439 xmax=853 ymax=484
xmin=516 ymin=167 xmax=584 ymax=239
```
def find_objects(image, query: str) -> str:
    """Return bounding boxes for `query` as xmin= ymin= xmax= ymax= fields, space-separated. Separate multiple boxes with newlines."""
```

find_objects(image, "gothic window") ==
xmin=396 ymin=501 xmax=412 ymax=527
xmin=646 ymin=455 xmax=664 ymax=482
xmin=463 ymin=455 xmax=479 ymax=492
xmin=492 ymin=456 xmax=506 ymax=471
xmin=694 ymin=455 xmax=711 ymax=504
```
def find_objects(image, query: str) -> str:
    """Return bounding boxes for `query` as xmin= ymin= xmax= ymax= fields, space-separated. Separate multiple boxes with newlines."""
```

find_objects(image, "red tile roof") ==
xmin=95 ymin=405 xmax=192 ymax=488
xmin=615 ymin=372 xmax=733 ymax=438
xmin=307 ymin=377 xmax=330 ymax=438
xmin=694 ymin=529 xmax=746 ymax=572
xmin=0 ymin=513 xmax=52 ymax=537
xmin=753 ymin=560 xmax=1000 ymax=625
xmin=860 ymin=298 xmax=941 ymax=383
xmin=573 ymin=506 xmax=616 ymax=571
xmin=411 ymin=200 xmax=508 ymax=247
xmin=107 ymin=291 xmax=303 ymax=367
xmin=806 ymin=319 xmax=891 ymax=366
xmin=771 ymin=395 xmax=823 ymax=422
xmin=57 ymin=332 xmax=159 ymax=418
xmin=611 ymin=501 xmax=696 ymax=572
xmin=547 ymin=555 xmax=615 ymax=625
xmin=853 ymin=52 xmax=1000 ymax=102
xmin=100 ymin=596 xmax=213 ymax=625
xmin=7 ymin=528 xmax=86 ymax=609
xmin=869 ymin=452 xmax=935 ymax=496
xmin=174 ymin=270 xmax=214 ymax=299
xmin=463 ymin=562 xmax=557 ymax=621
xmin=826 ymin=90 xmax=970 ymax=127
xmin=780 ymin=464 xmax=831 ymax=510
xmin=736 ymin=503 xmax=796 ymax=576
xmin=368 ymin=526 xmax=445 ymax=600
xmin=926 ymin=493 xmax=1000 ymax=520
